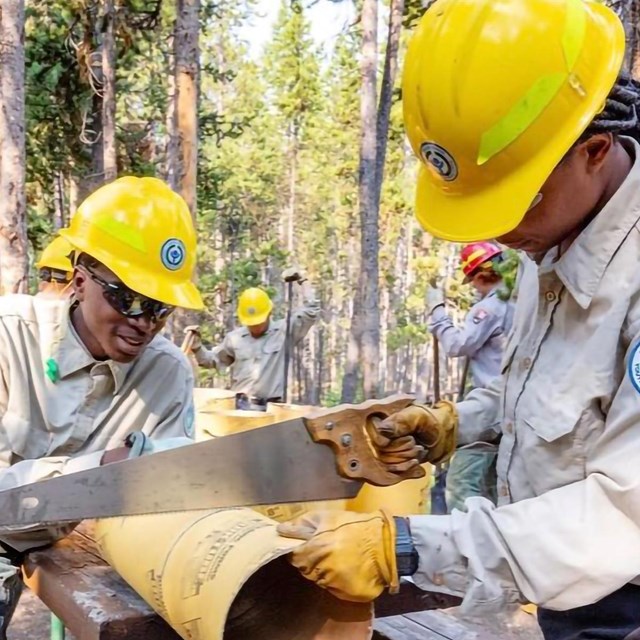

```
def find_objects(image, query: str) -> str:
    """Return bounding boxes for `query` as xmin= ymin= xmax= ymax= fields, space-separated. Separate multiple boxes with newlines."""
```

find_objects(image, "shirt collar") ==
xmin=549 ymin=137 xmax=640 ymax=310
xmin=55 ymin=307 xmax=132 ymax=393
xmin=483 ymin=283 xmax=504 ymax=300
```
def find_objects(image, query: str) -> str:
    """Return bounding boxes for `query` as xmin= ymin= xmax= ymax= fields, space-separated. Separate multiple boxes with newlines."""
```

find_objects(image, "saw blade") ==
xmin=0 ymin=418 xmax=362 ymax=531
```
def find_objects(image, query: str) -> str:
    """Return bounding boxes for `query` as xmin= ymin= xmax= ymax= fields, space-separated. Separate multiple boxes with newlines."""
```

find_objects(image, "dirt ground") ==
xmin=9 ymin=587 xmax=542 ymax=640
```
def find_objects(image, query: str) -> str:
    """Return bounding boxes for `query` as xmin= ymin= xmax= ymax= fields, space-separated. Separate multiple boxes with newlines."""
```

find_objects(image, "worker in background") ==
xmin=35 ymin=236 xmax=74 ymax=299
xmin=278 ymin=2 xmax=640 ymax=638
xmin=0 ymin=176 xmax=202 ymax=638
xmin=185 ymin=270 xmax=320 ymax=410
xmin=427 ymin=242 xmax=513 ymax=512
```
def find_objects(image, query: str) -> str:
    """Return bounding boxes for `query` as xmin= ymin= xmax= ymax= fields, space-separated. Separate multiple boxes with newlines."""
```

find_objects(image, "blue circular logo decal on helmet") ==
xmin=161 ymin=239 xmax=186 ymax=271
xmin=421 ymin=142 xmax=458 ymax=182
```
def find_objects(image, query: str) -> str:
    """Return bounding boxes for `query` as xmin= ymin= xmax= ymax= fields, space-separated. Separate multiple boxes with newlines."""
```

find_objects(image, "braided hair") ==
xmin=580 ymin=71 xmax=640 ymax=143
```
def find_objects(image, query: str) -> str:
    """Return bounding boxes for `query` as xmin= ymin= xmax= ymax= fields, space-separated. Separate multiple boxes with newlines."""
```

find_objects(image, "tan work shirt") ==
xmin=409 ymin=137 xmax=640 ymax=612
xmin=0 ymin=295 xmax=195 ymax=550
xmin=194 ymin=289 xmax=320 ymax=399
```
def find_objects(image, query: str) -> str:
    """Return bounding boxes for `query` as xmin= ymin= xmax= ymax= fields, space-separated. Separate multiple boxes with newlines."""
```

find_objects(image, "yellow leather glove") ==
xmin=277 ymin=510 xmax=399 ymax=603
xmin=378 ymin=401 xmax=458 ymax=465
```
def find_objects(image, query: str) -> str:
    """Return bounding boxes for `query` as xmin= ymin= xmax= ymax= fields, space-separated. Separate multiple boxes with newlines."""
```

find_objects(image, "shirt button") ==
xmin=432 ymin=573 xmax=444 ymax=586
xmin=522 ymin=357 xmax=532 ymax=369
xmin=505 ymin=422 xmax=513 ymax=434
xmin=499 ymin=485 xmax=510 ymax=498
xmin=545 ymin=291 xmax=556 ymax=302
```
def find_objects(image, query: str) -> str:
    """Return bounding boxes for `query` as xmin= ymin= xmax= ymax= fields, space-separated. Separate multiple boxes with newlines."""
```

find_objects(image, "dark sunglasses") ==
xmin=82 ymin=266 xmax=175 ymax=321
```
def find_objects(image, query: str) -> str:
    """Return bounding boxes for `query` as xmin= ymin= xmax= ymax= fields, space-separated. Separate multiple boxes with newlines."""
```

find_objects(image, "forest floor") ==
xmin=9 ymin=587 xmax=543 ymax=640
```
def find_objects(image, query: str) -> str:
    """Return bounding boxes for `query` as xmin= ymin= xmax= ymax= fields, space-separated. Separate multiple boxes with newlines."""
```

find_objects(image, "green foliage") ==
xmin=23 ymin=0 xmax=484 ymax=401
xmin=494 ymin=249 xmax=520 ymax=300
xmin=263 ymin=0 xmax=321 ymax=137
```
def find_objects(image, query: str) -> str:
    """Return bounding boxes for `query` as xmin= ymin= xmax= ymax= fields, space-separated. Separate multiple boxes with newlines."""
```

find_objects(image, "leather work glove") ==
xmin=282 ymin=267 xmax=307 ymax=284
xmin=369 ymin=428 xmax=425 ymax=474
xmin=277 ymin=510 xmax=398 ymax=603
xmin=378 ymin=401 xmax=458 ymax=465
xmin=183 ymin=325 xmax=202 ymax=351
xmin=426 ymin=284 xmax=445 ymax=314
xmin=124 ymin=431 xmax=193 ymax=458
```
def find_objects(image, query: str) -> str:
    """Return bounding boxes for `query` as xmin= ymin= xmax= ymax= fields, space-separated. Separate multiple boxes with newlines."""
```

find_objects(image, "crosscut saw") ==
xmin=0 ymin=395 xmax=424 ymax=530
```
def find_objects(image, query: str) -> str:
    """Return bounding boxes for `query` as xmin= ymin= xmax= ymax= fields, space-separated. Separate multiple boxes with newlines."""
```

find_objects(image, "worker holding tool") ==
xmin=35 ymin=236 xmax=74 ymax=300
xmin=185 ymin=270 xmax=320 ymax=410
xmin=427 ymin=242 xmax=514 ymax=512
xmin=278 ymin=1 xmax=640 ymax=637
xmin=0 ymin=176 xmax=202 ymax=637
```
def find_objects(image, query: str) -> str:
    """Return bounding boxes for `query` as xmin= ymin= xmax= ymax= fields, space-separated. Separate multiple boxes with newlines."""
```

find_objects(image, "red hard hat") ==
xmin=460 ymin=242 xmax=502 ymax=281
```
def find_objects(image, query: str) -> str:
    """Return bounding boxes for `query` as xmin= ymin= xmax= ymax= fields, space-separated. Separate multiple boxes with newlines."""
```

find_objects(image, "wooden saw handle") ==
xmin=303 ymin=394 xmax=426 ymax=486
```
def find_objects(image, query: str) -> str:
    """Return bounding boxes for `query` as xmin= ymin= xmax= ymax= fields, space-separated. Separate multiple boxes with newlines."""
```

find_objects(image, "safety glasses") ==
xmin=82 ymin=266 xmax=175 ymax=322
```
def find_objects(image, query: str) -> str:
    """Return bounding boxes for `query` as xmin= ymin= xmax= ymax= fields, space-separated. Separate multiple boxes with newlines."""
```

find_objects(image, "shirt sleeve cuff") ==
xmin=457 ymin=400 xmax=476 ymax=442
xmin=408 ymin=514 xmax=469 ymax=597
xmin=63 ymin=451 xmax=104 ymax=475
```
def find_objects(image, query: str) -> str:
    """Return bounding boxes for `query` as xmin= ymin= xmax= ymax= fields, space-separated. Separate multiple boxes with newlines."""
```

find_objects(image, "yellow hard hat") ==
xmin=59 ymin=177 xmax=203 ymax=309
xmin=237 ymin=288 xmax=273 ymax=326
xmin=403 ymin=0 xmax=625 ymax=242
xmin=36 ymin=236 xmax=73 ymax=275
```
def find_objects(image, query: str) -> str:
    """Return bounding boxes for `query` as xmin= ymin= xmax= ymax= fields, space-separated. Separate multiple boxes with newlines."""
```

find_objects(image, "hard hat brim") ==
xmin=35 ymin=258 xmax=73 ymax=273
xmin=238 ymin=308 xmax=271 ymax=327
xmin=60 ymin=229 xmax=204 ymax=310
xmin=415 ymin=163 xmax=540 ymax=242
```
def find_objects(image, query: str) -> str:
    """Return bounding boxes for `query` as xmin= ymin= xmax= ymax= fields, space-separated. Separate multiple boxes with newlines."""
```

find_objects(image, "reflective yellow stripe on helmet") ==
xmin=461 ymin=248 xmax=487 ymax=270
xmin=478 ymin=0 xmax=586 ymax=166
xmin=92 ymin=215 xmax=147 ymax=253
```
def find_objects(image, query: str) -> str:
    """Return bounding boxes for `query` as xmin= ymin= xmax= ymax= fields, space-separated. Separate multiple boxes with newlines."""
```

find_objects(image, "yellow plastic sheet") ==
xmin=95 ymin=509 xmax=373 ymax=640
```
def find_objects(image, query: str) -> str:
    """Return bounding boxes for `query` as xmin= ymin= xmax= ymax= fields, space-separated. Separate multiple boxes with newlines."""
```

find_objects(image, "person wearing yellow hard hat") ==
xmin=0 ymin=176 xmax=202 ymax=637
xmin=35 ymin=236 xmax=74 ymax=299
xmin=185 ymin=269 xmax=320 ymax=411
xmin=278 ymin=1 xmax=640 ymax=637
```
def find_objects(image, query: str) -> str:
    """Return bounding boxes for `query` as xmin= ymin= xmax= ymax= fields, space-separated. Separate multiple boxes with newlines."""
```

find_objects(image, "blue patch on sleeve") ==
xmin=627 ymin=342 xmax=640 ymax=394
xmin=184 ymin=404 xmax=195 ymax=438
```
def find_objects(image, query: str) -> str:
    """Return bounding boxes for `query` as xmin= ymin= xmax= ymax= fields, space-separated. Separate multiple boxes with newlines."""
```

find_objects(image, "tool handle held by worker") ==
xmin=430 ymin=335 xmax=449 ymax=514
xmin=181 ymin=326 xmax=199 ymax=353
xmin=283 ymin=280 xmax=294 ymax=402
xmin=433 ymin=336 xmax=441 ymax=403
xmin=304 ymin=394 xmax=427 ymax=486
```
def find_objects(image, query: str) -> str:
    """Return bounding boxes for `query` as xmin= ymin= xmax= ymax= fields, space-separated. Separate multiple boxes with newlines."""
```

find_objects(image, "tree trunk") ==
xmin=87 ymin=89 xmax=104 ymax=197
xmin=165 ymin=49 xmax=179 ymax=189
xmin=170 ymin=0 xmax=200 ymax=338
xmin=288 ymin=137 xmax=297 ymax=254
xmin=374 ymin=0 xmax=404 ymax=200
xmin=341 ymin=231 xmax=363 ymax=402
xmin=0 ymin=0 xmax=28 ymax=294
xmin=359 ymin=0 xmax=380 ymax=400
xmin=68 ymin=169 xmax=80 ymax=216
xmin=102 ymin=0 xmax=117 ymax=182
xmin=53 ymin=171 xmax=65 ymax=230
xmin=174 ymin=0 xmax=199 ymax=216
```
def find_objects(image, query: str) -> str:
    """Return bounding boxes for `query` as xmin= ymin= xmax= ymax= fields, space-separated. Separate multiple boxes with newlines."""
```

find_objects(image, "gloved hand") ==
xmin=124 ymin=431 xmax=193 ymax=458
xmin=377 ymin=401 xmax=458 ymax=465
xmin=369 ymin=428 xmax=425 ymax=474
xmin=277 ymin=510 xmax=398 ymax=603
xmin=426 ymin=284 xmax=445 ymax=314
xmin=183 ymin=325 xmax=202 ymax=351
xmin=282 ymin=267 xmax=306 ymax=283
